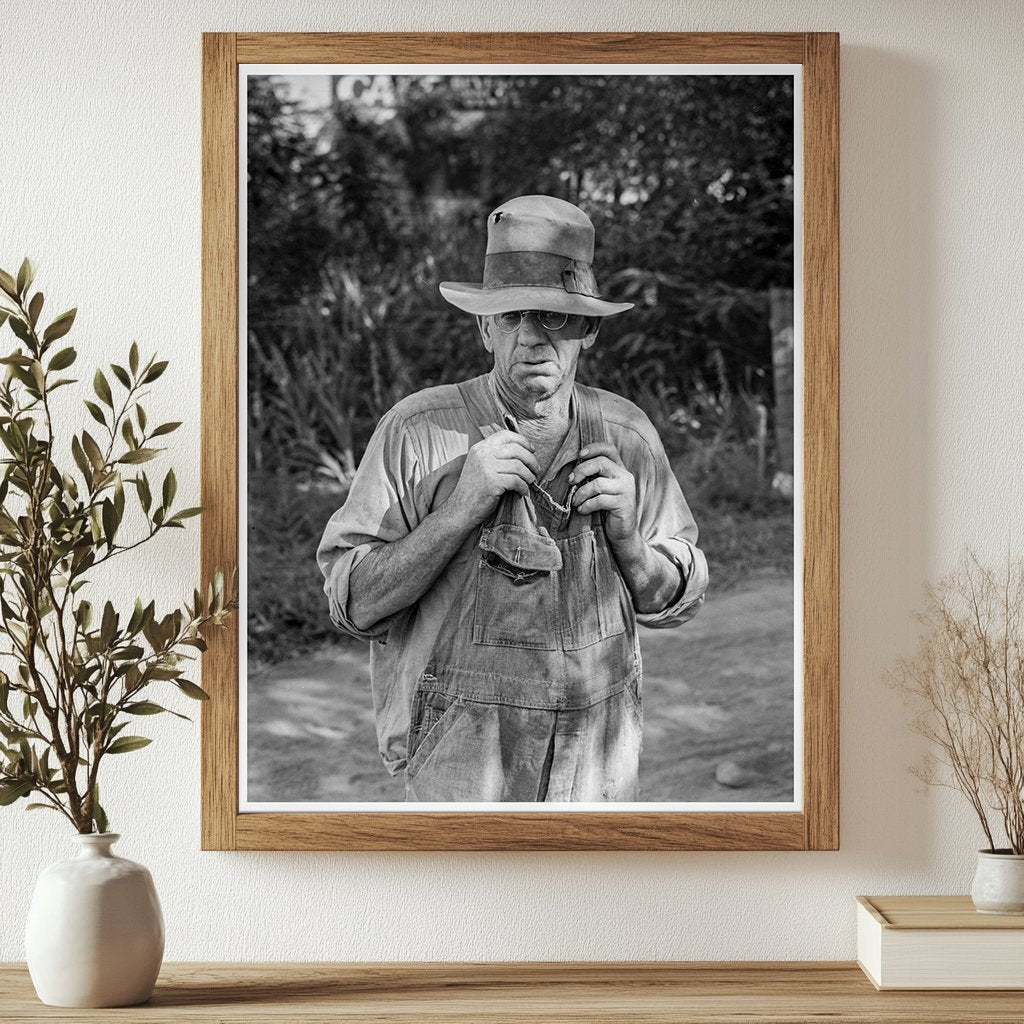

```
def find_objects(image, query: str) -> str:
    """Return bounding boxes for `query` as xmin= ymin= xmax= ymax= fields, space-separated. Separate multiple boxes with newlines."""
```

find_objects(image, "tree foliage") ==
xmin=247 ymin=73 xmax=794 ymax=471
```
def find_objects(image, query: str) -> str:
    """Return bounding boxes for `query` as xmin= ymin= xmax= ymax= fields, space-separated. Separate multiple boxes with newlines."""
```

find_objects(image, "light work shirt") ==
xmin=316 ymin=375 xmax=710 ymax=776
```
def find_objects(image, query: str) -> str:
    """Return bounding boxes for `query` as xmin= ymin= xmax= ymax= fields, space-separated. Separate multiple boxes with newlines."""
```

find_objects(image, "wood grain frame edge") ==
xmin=801 ymin=32 xmax=840 ymax=852
xmin=201 ymin=31 xmax=840 ymax=853
xmin=200 ymin=32 xmax=239 ymax=851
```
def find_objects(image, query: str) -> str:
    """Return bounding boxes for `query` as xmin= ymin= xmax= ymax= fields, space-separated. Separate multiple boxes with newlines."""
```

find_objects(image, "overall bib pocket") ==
xmin=559 ymin=528 xmax=628 ymax=649
xmin=473 ymin=524 xmax=561 ymax=650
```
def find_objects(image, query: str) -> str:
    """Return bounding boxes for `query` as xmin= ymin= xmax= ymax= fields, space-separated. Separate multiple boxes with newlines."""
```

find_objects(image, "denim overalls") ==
xmin=404 ymin=375 xmax=643 ymax=802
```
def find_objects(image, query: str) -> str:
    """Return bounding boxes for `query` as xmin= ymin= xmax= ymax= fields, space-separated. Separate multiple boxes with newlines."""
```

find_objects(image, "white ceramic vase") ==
xmin=971 ymin=849 xmax=1024 ymax=914
xmin=25 ymin=833 xmax=164 ymax=1007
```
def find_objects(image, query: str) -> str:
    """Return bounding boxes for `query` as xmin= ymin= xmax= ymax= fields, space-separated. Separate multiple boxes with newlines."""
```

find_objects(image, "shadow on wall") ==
xmin=838 ymin=48 xmax=941 ymax=875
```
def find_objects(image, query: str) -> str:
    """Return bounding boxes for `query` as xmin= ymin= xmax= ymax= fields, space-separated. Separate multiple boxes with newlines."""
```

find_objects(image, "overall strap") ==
xmin=569 ymin=384 xmax=609 ymax=532
xmin=456 ymin=375 xmax=505 ymax=441
xmin=573 ymin=383 xmax=606 ymax=453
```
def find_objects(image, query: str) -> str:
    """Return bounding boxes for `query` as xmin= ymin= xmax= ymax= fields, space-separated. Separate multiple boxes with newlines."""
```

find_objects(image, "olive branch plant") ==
xmin=0 ymin=259 xmax=236 ymax=834
xmin=892 ymin=550 xmax=1024 ymax=854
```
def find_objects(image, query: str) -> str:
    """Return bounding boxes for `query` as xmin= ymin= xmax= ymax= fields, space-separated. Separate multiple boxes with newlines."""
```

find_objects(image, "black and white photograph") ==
xmin=241 ymin=66 xmax=801 ymax=809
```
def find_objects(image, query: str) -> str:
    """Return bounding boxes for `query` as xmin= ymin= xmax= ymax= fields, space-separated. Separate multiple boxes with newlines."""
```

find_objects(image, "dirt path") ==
xmin=246 ymin=573 xmax=794 ymax=804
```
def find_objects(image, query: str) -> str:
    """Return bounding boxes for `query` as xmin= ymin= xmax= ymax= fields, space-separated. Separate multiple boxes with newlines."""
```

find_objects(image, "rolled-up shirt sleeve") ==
xmin=315 ymin=407 xmax=421 ymax=642
xmin=631 ymin=427 xmax=709 ymax=629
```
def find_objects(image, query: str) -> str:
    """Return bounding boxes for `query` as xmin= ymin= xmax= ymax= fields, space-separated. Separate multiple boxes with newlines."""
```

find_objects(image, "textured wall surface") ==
xmin=1 ymin=0 xmax=1022 ymax=961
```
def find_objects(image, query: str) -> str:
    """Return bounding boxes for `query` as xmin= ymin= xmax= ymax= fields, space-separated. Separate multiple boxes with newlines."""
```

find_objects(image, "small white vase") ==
xmin=971 ymin=849 xmax=1024 ymax=914
xmin=25 ymin=833 xmax=164 ymax=1007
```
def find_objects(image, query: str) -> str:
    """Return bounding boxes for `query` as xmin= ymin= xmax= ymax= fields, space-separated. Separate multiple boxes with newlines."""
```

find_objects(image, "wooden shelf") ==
xmin=3 ymin=961 xmax=1024 ymax=1022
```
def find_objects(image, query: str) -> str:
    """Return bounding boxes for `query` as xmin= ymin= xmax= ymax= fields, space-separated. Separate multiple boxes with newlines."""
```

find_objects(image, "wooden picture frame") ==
xmin=201 ymin=32 xmax=838 ymax=851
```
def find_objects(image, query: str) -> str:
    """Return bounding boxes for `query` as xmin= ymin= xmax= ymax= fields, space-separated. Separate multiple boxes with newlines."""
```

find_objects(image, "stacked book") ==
xmin=857 ymin=895 xmax=1024 ymax=990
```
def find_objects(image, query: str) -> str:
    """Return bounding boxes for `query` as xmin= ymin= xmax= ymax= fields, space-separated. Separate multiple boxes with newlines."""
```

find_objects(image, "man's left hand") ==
xmin=569 ymin=442 xmax=639 ymax=544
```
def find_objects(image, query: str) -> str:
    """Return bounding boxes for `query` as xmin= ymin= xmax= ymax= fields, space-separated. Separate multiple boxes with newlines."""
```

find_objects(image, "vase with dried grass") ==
xmin=893 ymin=550 xmax=1024 ymax=913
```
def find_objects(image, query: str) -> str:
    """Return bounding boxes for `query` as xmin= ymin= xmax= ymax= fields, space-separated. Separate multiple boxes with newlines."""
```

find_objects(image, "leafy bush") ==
xmin=0 ymin=261 xmax=235 ymax=833
xmin=247 ymin=471 xmax=350 ymax=670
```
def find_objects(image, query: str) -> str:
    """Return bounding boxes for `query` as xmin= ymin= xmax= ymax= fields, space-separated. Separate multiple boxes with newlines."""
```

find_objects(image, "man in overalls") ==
xmin=317 ymin=195 xmax=709 ymax=802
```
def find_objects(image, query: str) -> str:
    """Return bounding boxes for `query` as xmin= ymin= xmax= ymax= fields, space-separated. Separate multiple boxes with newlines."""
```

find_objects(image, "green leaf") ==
xmin=142 ymin=360 xmax=168 ymax=383
xmin=110 ymin=363 xmax=131 ymax=389
xmin=75 ymin=599 xmax=92 ymax=631
xmin=0 ymin=310 xmax=9 ymax=330
xmin=48 ymin=346 xmax=76 ymax=371
xmin=92 ymin=785 xmax=108 ymax=834
xmin=150 ymin=421 xmax=181 ymax=438
xmin=27 ymin=292 xmax=43 ymax=329
xmin=113 ymin=476 xmax=125 ymax=521
xmin=161 ymin=468 xmax=176 ymax=509
xmin=124 ymin=700 xmax=174 ymax=716
xmin=0 ymin=722 xmax=27 ymax=743
xmin=176 ymin=679 xmax=210 ymax=701
xmin=136 ymin=404 xmax=147 ymax=432
xmin=147 ymin=666 xmax=180 ymax=680
xmin=0 ymin=269 xmax=18 ymax=300
xmin=9 ymin=317 xmax=31 ymax=344
xmin=0 ymin=779 xmax=33 ymax=805
xmin=129 ymin=341 xmax=139 ymax=376
xmin=126 ymin=598 xmax=145 ymax=635
xmin=26 ymin=802 xmax=61 ymax=813
xmin=135 ymin=473 xmax=152 ymax=513
xmin=93 ymin=369 xmax=113 ymax=408
xmin=16 ymin=258 xmax=35 ymax=298
xmin=83 ymin=400 xmax=106 ymax=427
xmin=118 ymin=448 xmax=158 ymax=465
xmin=82 ymin=431 xmax=105 ymax=472
xmin=99 ymin=601 xmax=117 ymax=647
xmin=105 ymin=735 xmax=152 ymax=755
xmin=107 ymin=720 xmax=129 ymax=742
xmin=121 ymin=418 xmax=137 ymax=450
xmin=71 ymin=435 xmax=92 ymax=484
xmin=43 ymin=308 xmax=76 ymax=344
xmin=101 ymin=498 xmax=116 ymax=546
xmin=169 ymin=507 xmax=202 ymax=524
xmin=0 ymin=352 xmax=33 ymax=366
xmin=110 ymin=644 xmax=144 ymax=661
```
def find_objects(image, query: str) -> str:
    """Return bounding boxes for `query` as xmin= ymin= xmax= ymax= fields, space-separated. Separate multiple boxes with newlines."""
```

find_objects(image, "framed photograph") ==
xmin=201 ymin=32 xmax=838 ymax=850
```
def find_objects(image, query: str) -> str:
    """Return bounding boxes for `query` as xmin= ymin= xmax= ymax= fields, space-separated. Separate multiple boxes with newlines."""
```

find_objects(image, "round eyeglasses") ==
xmin=494 ymin=309 xmax=570 ymax=333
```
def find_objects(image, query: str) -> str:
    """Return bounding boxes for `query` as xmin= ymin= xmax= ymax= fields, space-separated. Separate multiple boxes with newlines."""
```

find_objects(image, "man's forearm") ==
xmin=346 ymin=499 xmax=477 ymax=633
xmin=608 ymin=532 xmax=685 ymax=615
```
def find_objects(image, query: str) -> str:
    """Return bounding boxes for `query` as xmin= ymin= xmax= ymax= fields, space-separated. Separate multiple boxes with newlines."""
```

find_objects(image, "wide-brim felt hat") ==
xmin=439 ymin=195 xmax=634 ymax=318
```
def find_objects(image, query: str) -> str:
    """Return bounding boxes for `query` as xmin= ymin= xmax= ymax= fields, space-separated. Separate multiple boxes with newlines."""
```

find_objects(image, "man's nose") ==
xmin=517 ymin=315 xmax=548 ymax=346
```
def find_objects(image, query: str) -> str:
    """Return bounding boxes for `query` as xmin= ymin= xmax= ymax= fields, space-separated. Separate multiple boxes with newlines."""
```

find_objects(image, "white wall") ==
xmin=1 ymin=0 xmax=1021 ymax=961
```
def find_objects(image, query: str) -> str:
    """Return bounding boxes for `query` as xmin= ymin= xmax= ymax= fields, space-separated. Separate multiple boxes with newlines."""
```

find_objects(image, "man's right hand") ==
xmin=445 ymin=429 xmax=539 ymax=528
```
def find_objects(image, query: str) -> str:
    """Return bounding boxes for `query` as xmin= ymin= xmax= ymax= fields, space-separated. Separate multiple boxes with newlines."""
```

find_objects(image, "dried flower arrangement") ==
xmin=892 ymin=550 xmax=1024 ymax=854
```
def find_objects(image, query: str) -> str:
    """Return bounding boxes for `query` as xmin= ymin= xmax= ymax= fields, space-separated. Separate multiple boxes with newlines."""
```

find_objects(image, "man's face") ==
xmin=478 ymin=311 xmax=599 ymax=402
